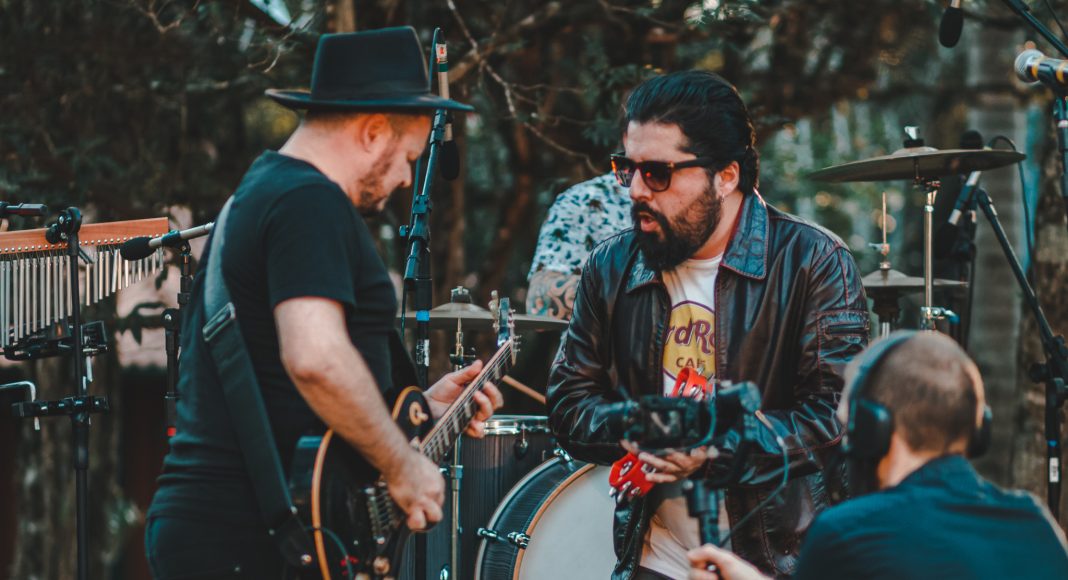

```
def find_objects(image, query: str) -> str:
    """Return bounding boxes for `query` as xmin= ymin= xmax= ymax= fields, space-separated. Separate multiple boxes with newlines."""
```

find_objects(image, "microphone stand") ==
xmin=402 ymin=27 xmax=447 ymax=392
xmin=974 ymin=188 xmax=1068 ymax=519
xmin=1053 ymin=94 xmax=1068 ymax=243
xmin=1000 ymin=0 xmax=1068 ymax=58
xmin=945 ymin=192 xmax=979 ymax=346
xmin=400 ymin=27 xmax=446 ymax=580
xmin=163 ymin=241 xmax=193 ymax=439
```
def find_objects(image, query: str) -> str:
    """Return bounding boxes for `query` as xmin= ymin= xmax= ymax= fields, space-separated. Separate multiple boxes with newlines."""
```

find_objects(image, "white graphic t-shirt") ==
xmin=641 ymin=254 xmax=722 ymax=579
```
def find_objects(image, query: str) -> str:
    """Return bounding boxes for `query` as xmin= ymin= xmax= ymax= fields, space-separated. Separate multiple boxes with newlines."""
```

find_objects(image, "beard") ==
xmin=354 ymin=143 xmax=400 ymax=217
xmin=632 ymin=190 xmax=722 ymax=271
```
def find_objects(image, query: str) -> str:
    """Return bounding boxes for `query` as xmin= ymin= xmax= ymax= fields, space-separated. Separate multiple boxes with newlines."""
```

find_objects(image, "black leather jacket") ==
xmin=547 ymin=192 xmax=869 ymax=578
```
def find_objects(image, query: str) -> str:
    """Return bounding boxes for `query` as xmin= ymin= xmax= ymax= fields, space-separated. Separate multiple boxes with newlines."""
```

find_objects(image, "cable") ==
xmin=1042 ymin=0 xmax=1068 ymax=40
xmin=987 ymin=135 xmax=1033 ymax=271
xmin=714 ymin=411 xmax=790 ymax=547
xmin=308 ymin=525 xmax=355 ymax=580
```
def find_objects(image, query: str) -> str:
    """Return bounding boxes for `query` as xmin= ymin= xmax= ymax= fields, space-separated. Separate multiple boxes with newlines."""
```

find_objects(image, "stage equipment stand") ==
xmin=974 ymin=188 xmax=1068 ymax=518
xmin=399 ymin=27 xmax=449 ymax=580
xmin=163 ymin=240 xmax=194 ymax=439
xmin=10 ymin=208 xmax=107 ymax=580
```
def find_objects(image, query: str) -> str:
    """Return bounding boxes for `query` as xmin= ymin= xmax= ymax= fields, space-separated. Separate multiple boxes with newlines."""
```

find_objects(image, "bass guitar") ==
xmin=288 ymin=296 xmax=517 ymax=580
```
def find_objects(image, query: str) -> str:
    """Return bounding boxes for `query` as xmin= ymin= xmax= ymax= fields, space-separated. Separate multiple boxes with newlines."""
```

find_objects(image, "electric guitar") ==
xmin=608 ymin=367 xmax=714 ymax=502
xmin=287 ymin=297 xmax=517 ymax=580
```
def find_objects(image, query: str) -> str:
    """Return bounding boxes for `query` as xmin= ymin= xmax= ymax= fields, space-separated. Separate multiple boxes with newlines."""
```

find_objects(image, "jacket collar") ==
xmin=625 ymin=191 xmax=769 ymax=293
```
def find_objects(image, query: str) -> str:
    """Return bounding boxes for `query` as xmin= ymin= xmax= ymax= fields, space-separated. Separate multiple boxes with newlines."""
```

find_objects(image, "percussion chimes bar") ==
xmin=0 ymin=217 xmax=169 ymax=254
xmin=0 ymin=218 xmax=170 ymax=348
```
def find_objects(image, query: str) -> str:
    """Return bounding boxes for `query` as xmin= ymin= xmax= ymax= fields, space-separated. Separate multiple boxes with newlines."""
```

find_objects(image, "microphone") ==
xmin=120 ymin=222 xmax=214 ymax=261
xmin=435 ymin=41 xmax=461 ymax=181
xmin=935 ymin=130 xmax=983 ymax=259
xmin=1015 ymin=48 xmax=1068 ymax=90
xmin=939 ymin=0 xmax=964 ymax=48
xmin=0 ymin=202 xmax=48 ymax=218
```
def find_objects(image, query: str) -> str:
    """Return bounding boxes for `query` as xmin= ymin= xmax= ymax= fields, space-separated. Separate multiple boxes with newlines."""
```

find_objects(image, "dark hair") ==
xmin=624 ymin=71 xmax=758 ymax=195
xmin=863 ymin=333 xmax=980 ymax=453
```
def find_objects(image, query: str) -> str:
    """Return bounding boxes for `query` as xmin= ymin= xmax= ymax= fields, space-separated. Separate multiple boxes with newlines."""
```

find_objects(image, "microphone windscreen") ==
xmin=939 ymin=6 xmax=963 ymax=48
xmin=440 ymin=141 xmax=461 ymax=181
xmin=120 ymin=236 xmax=155 ymax=261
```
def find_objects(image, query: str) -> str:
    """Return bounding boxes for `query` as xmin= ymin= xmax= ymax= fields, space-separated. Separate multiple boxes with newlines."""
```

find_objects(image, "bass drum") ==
xmin=475 ymin=457 xmax=617 ymax=580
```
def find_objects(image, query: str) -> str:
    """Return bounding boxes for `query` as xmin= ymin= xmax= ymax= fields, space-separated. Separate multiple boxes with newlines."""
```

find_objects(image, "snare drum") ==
xmin=459 ymin=415 xmax=555 ymax=579
xmin=475 ymin=458 xmax=617 ymax=580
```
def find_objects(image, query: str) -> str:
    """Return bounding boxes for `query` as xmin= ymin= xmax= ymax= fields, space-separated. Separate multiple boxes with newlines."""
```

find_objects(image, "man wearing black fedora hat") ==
xmin=145 ymin=27 xmax=501 ymax=578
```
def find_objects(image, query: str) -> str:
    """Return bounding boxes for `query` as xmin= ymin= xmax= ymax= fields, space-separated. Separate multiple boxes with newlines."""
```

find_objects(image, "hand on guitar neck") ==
xmin=424 ymin=359 xmax=504 ymax=438
xmin=385 ymin=361 xmax=503 ymax=532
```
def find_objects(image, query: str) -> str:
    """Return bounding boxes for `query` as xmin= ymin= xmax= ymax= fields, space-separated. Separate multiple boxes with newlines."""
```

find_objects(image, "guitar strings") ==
xmin=420 ymin=340 xmax=515 ymax=461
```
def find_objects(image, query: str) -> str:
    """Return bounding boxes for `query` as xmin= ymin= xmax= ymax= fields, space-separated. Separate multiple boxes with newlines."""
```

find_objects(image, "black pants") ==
xmin=145 ymin=514 xmax=284 ymax=579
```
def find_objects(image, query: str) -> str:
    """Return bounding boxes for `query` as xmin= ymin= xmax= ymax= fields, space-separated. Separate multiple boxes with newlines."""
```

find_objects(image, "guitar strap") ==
xmin=201 ymin=196 xmax=316 ymax=570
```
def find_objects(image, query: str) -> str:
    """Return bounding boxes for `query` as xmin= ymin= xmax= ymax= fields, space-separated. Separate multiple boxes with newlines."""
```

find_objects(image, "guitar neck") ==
xmin=420 ymin=340 xmax=514 ymax=464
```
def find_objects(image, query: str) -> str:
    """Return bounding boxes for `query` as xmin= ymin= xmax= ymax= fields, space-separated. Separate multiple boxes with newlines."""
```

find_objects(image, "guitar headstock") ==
xmin=490 ymin=291 xmax=518 ymax=364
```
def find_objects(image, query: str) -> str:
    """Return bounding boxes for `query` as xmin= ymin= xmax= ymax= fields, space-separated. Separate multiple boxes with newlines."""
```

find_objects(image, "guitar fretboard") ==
xmin=419 ymin=339 xmax=515 ymax=464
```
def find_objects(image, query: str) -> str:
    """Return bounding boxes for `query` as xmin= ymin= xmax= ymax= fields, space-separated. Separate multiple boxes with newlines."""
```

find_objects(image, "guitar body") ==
xmin=288 ymin=295 xmax=517 ymax=579
xmin=289 ymin=386 xmax=433 ymax=580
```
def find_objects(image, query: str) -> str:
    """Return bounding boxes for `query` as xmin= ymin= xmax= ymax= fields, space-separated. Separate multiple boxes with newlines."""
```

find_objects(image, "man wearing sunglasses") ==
xmin=547 ymin=70 xmax=868 ymax=580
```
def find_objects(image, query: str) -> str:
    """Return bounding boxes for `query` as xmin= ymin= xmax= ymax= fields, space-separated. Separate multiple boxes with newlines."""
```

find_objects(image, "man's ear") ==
xmin=352 ymin=113 xmax=394 ymax=153
xmin=715 ymin=161 xmax=741 ymax=198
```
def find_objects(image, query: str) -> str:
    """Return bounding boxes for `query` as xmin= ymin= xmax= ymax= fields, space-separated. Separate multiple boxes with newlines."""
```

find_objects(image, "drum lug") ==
xmin=477 ymin=527 xmax=530 ymax=550
xmin=552 ymin=447 xmax=573 ymax=463
xmin=507 ymin=532 xmax=530 ymax=549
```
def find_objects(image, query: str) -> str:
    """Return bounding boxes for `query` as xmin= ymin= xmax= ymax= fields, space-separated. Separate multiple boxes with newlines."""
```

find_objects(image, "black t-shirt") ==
xmin=793 ymin=455 xmax=1068 ymax=579
xmin=149 ymin=151 xmax=398 ymax=523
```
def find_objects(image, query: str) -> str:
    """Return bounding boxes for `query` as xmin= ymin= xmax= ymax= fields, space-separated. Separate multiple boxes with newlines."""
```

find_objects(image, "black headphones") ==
xmin=842 ymin=331 xmax=992 ymax=462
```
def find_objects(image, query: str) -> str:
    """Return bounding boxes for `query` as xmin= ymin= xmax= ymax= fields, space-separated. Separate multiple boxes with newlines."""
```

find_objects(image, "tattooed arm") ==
xmin=526 ymin=270 xmax=581 ymax=320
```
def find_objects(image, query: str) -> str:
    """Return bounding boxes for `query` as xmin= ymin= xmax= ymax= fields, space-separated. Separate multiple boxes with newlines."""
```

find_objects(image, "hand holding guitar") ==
xmin=382 ymin=451 xmax=445 ymax=532
xmin=425 ymin=359 xmax=504 ymax=438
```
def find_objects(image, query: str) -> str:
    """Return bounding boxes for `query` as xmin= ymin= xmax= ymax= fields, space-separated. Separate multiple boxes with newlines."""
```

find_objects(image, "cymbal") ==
xmin=862 ymin=269 xmax=967 ymax=292
xmin=807 ymin=147 xmax=1025 ymax=183
xmin=396 ymin=301 xmax=569 ymax=332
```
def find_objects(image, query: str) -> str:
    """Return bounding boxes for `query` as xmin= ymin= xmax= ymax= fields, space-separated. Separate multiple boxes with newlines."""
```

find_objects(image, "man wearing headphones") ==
xmin=688 ymin=331 xmax=1068 ymax=580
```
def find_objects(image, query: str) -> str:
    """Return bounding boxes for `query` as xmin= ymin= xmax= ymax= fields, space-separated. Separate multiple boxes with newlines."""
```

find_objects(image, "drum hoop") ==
xmin=473 ymin=456 xmax=597 ymax=580
xmin=483 ymin=414 xmax=550 ymax=436
xmin=510 ymin=463 xmax=597 ymax=578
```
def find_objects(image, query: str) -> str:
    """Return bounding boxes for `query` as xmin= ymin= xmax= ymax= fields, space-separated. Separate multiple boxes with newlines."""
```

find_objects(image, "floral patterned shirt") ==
xmin=527 ymin=173 xmax=633 ymax=280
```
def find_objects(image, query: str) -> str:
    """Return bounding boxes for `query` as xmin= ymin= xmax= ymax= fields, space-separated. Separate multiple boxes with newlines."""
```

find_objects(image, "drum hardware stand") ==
xmin=867 ymin=192 xmax=899 ymax=339
xmin=974 ymin=183 xmax=1068 ymax=518
xmin=900 ymin=126 xmax=957 ymax=331
xmin=162 ymin=240 xmax=193 ymax=439
xmin=8 ymin=207 xmax=105 ymax=580
xmin=442 ymin=286 xmax=479 ymax=580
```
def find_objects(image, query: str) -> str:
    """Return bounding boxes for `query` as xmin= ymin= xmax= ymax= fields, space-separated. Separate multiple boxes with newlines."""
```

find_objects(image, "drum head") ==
xmin=476 ymin=460 xmax=617 ymax=580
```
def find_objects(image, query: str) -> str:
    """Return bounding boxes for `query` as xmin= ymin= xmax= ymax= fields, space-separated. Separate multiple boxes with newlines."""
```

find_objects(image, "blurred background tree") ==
xmin=0 ymin=1 xmax=1065 ymax=578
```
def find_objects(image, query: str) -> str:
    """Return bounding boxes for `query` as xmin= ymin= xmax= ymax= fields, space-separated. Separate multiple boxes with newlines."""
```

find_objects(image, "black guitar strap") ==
xmin=201 ymin=197 xmax=316 ymax=570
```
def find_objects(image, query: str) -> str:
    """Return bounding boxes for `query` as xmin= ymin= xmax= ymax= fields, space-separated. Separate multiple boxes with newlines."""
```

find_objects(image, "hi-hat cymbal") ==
xmin=862 ymin=268 xmax=967 ymax=292
xmin=808 ymin=146 xmax=1025 ymax=183
xmin=396 ymin=301 xmax=569 ymax=332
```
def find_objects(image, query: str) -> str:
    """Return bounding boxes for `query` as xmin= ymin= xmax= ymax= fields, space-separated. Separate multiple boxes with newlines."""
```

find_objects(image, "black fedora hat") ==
xmin=266 ymin=26 xmax=474 ymax=112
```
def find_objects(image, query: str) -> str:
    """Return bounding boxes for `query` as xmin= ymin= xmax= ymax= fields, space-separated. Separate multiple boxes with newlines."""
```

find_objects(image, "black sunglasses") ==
xmin=610 ymin=153 xmax=721 ymax=193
